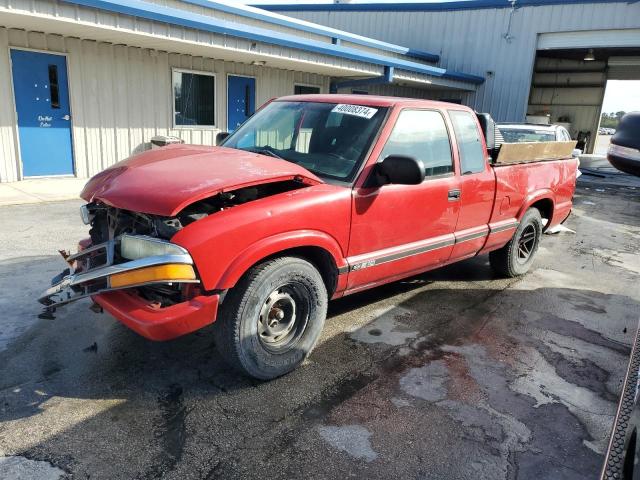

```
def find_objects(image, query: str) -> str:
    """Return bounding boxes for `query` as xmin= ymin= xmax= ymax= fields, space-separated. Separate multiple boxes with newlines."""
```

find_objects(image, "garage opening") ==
xmin=527 ymin=46 xmax=640 ymax=154
xmin=595 ymin=80 xmax=640 ymax=155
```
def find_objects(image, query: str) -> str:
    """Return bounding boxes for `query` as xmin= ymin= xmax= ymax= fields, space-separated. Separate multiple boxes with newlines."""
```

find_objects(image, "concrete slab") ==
xmin=0 ymin=178 xmax=87 ymax=206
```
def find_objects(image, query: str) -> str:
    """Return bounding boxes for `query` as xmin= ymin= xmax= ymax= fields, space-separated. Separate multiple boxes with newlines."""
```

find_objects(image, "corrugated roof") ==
xmin=256 ymin=0 xmax=629 ymax=13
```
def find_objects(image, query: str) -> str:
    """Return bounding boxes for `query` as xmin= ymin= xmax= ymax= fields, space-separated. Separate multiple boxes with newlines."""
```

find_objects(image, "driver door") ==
xmin=346 ymin=108 xmax=461 ymax=292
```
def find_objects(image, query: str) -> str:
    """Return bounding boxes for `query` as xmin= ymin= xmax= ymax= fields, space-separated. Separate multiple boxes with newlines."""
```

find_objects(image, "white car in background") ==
xmin=497 ymin=123 xmax=582 ymax=157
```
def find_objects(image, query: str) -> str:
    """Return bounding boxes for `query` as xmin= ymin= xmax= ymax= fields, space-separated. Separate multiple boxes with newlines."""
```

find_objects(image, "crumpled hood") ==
xmin=81 ymin=145 xmax=322 ymax=216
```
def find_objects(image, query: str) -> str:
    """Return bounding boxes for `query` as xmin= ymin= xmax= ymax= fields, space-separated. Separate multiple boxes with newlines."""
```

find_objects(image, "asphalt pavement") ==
xmin=0 ymin=173 xmax=639 ymax=480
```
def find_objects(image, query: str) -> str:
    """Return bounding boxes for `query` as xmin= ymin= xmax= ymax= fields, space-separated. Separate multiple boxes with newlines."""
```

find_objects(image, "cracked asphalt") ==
xmin=0 ymin=173 xmax=639 ymax=480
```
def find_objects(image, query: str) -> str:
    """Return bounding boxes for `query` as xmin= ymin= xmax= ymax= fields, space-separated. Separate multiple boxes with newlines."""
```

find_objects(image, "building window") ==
xmin=294 ymin=85 xmax=320 ymax=95
xmin=173 ymin=69 xmax=215 ymax=127
xmin=449 ymin=110 xmax=486 ymax=174
xmin=380 ymin=109 xmax=453 ymax=177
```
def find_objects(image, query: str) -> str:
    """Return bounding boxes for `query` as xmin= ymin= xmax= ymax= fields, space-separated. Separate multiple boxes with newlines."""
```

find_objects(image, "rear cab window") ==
xmin=449 ymin=110 xmax=487 ymax=174
xmin=379 ymin=109 xmax=454 ymax=178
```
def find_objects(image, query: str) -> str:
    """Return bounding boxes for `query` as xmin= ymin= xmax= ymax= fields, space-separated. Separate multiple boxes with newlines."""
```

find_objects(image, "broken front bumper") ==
xmin=38 ymin=238 xmax=199 ymax=311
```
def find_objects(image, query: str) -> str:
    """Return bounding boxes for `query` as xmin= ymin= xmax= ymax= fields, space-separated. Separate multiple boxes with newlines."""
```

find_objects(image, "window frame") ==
xmin=171 ymin=67 xmax=217 ymax=129
xmin=448 ymin=109 xmax=488 ymax=176
xmin=293 ymin=83 xmax=322 ymax=95
xmin=377 ymin=107 xmax=455 ymax=181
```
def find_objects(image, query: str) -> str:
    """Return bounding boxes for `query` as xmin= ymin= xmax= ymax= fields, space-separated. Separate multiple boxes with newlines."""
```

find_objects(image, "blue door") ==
xmin=227 ymin=75 xmax=256 ymax=132
xmin=11 ymin=50 xmax=74 ymax=177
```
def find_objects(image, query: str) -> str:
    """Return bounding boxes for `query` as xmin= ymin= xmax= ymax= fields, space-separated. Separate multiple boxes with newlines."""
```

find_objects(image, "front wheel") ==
xmin=213 ymin=256 xmax=328 ymax=380
xmin=489 ymin=208 xmax=543 ymax=278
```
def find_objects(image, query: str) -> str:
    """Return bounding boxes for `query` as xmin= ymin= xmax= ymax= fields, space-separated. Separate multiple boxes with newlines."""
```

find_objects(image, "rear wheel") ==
xmin=489 ymin=208 xmax=543 ymax=277
xmin=213 ymin=256 xmax=327 ymax=380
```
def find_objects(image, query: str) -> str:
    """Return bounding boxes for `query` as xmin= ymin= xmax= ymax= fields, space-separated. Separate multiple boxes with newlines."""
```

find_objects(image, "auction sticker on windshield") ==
xmin=332 ymin=104 xmax=378 ymax=119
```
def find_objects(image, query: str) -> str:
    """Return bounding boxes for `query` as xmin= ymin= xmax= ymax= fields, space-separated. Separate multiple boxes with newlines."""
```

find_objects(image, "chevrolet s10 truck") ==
xmin=39 ymin=95 xmax=578 ymax=379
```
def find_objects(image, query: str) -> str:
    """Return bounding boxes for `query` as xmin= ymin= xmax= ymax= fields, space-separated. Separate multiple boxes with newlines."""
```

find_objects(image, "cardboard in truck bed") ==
xmin=495 ymin=141 xmax=577 ymax=165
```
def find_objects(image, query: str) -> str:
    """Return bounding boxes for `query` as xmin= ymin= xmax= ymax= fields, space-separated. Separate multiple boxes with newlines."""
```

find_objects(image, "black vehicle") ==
xmin=607 ymin=112 xmax=640 ymax=177
xmin=601 ymin=320 xmax=640 ymax=479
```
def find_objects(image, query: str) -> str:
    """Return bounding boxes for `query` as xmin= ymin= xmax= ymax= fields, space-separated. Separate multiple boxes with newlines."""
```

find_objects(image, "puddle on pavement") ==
xmin=349 ymin=306 xmax=419 ymax=346
xmin=510 ymin=346 xmax=614 ymax=453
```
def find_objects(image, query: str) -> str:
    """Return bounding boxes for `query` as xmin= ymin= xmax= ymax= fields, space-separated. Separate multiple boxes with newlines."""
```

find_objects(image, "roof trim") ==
xmin=60 ymin=0 xmax=484 ymax=84
xmin=256 ymin=0 xmax=629 ymax=13
xmin=180 ymin=0 xmax=440 ymax=62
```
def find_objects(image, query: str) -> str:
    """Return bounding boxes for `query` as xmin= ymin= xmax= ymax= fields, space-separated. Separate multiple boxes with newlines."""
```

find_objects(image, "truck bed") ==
xmin=490 ymin=157 xmax=578 ymax=231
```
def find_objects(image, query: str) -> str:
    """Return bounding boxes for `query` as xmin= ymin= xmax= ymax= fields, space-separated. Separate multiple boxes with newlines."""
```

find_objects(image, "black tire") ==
xmin=213 ymin=256 xmax=328 ymax=380
xmin=489 ymin=208 xmax=543 ymax=278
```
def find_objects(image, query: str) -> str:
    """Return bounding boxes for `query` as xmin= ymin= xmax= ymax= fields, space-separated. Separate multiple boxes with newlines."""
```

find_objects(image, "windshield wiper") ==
xmin=250 ymin=146 xmax=284 ymax=160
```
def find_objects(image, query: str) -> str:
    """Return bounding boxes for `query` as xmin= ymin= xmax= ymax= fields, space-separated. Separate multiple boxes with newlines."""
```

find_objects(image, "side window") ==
xmin=380 ymin=110 xmax=453 ymax=177
xmin=449 ymin=110 xmax=486 ymax=174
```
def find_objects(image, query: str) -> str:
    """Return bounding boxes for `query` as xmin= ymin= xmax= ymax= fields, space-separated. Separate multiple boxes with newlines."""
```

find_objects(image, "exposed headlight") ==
xmin=80 ymin=204 xmax=94 ymax=225
xmin=608 ymin=144 xmax=640 ymax=161
xmin=120 ymin=235 xmax=187 ymax=260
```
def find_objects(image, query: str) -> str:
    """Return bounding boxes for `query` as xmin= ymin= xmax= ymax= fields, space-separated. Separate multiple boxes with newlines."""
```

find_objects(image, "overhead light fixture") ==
xmin=584 ymin=49 xmax=595 ymax=61
xmin=251 ymin=60 xmax=266 ymax=66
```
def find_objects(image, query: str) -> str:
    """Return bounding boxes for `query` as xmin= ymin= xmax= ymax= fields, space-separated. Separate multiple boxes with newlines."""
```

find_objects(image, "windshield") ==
xmin=500 ymin=128 xmax=556 ymax=143
xmin=222 ymin=101 xmax=388 ymax=182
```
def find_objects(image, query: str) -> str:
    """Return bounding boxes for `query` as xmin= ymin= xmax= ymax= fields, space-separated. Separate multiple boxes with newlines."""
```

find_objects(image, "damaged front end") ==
xmin=38 ymin=203 xmax=200 ymax=319
xmin=38 ymin=180 xmax=307 ymax=319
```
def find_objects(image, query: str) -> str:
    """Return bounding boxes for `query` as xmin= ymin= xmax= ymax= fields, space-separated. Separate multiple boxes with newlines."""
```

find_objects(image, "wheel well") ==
xmin=529 ymin=198 xmax=553 ymax=225
xmin=257 ymin=246 xmax=339 ymax=297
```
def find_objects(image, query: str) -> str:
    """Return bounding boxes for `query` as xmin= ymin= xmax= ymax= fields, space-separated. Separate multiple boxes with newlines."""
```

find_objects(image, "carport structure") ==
xmin=0 ymin=0 xmax=483 ymax=182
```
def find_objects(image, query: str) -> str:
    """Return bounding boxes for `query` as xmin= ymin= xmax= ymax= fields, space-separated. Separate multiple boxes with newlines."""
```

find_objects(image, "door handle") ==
xmin=448 ymin=189 xmax=461 ymax=201
xmin=61 ymin=115 xmax=70 ymax=121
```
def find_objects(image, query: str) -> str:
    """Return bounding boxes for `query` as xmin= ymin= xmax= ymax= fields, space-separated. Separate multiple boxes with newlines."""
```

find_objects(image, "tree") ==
xmin=600 ymin=111 xmax=626 ymax=129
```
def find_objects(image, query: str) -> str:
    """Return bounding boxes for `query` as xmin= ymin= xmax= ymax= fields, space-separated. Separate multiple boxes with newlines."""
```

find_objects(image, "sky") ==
xmin=602 ymin=81 xmax=640 ymax=114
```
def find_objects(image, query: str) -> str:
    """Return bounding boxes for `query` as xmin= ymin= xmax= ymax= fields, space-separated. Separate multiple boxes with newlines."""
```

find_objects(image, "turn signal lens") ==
xmin=110 ymin=264 xmax=196 ymax=288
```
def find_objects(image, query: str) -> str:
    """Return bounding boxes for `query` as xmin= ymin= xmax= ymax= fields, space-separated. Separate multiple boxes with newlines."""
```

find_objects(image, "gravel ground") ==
xmin=0 ymin=174 xmax=639 ymax=480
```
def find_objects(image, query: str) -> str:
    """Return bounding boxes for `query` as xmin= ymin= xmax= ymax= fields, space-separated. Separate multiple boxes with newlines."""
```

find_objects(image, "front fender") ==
xmin=214 ymin=230 xmax=348 ymax=290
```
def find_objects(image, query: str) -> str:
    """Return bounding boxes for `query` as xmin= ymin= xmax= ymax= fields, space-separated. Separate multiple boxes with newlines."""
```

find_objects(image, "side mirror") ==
xmin=376 ymin=155 xmax=425 ymax=185
xmin=216 ymin=132 xmax=230 ymax=145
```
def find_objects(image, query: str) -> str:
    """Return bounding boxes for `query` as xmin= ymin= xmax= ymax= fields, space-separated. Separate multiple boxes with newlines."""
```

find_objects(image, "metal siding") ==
xmin=0 ymin=26 xmax=332 ymax=181
xmin=2 ymin=0 xmax=383 ymax=78
xmin=288 ymin=2 xmax=640 ymax=121
xmin=0 ymin=28 xmax=19 ymax=182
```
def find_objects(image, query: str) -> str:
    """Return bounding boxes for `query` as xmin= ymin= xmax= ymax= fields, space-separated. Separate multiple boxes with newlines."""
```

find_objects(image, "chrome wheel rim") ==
xmin=258 ymin=284 xmax=309 ymax=352
xmin=517 ymin=224 xmax=537 ymax=263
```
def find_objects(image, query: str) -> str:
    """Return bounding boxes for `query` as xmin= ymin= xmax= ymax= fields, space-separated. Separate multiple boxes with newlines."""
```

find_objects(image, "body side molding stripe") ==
xmin=341 ymin=221 xmax=518 ymax=273
xmin=490 ymin=221 xmax=520 ymax=233
xmin=455 ymin=230 xmax=489 ymax=243
xmin=348 ymin=238 xmax=455 ymax=272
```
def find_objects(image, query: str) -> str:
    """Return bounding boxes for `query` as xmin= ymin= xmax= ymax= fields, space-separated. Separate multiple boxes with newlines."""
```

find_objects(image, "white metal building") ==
xmin=263 ymin=0 xmax=640 ymax=153
xmin=0 ymin=0 xmax=483 ymax=182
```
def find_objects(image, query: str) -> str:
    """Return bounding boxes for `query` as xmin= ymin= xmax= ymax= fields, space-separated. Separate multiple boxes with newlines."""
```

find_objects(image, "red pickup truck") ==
xmin=40 ymin=95 xmax=577 ymax=379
